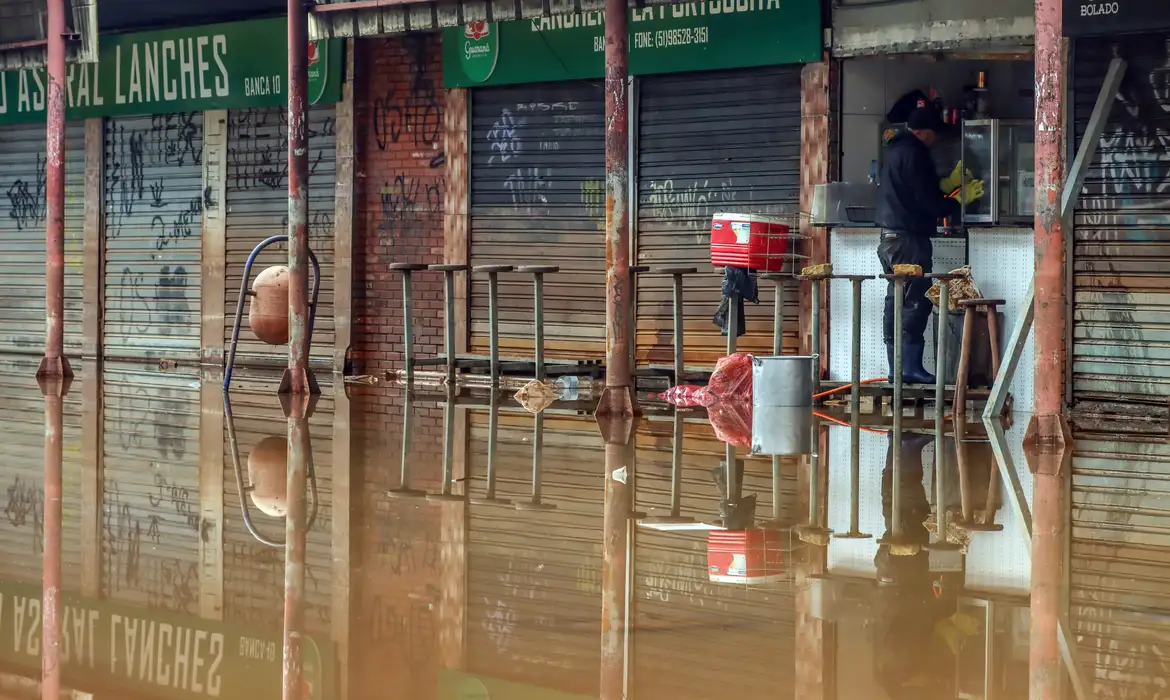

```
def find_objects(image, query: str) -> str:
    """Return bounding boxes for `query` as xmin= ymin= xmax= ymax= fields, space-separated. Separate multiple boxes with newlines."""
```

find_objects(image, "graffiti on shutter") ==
xmin=103 ymin=113 xmax=204 ymax=363
xmin=0 ymin=121 xmax=85 ymax=354
xmin=224 ymin=105 xmax=337 ymax=367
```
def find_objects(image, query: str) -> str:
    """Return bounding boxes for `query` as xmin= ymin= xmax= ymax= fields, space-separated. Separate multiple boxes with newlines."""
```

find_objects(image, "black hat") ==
xmin=906 ymin=106 xmax=945 ymax=132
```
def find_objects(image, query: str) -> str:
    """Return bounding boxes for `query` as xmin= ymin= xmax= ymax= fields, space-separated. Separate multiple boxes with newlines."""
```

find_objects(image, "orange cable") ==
xmin=811 ymin=410 xmax=888 ymax=434
xmin=811 ymin=377 xmax=888 ymax=399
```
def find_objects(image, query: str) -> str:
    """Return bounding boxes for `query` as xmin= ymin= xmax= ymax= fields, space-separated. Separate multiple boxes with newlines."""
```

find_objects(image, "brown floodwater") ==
xmin=0 ymin=355 xmax=1164 ymax=700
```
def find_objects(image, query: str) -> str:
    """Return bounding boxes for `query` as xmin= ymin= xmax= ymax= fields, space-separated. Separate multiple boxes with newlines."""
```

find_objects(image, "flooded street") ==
xmin=0 ymin=356 xmax=1164 ymax=700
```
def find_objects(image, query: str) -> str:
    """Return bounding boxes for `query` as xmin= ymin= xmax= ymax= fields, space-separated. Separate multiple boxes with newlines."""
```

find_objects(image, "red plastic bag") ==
xmin=658 ymin=384 xmax=709 ymax=407
xmin=703 ymin=353 xmax=754 ymax=405
xmin=707 ymin=396 xmax=752 ymax=449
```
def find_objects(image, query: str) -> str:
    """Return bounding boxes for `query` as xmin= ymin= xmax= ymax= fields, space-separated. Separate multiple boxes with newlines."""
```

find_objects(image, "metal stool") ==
xmin=831 ymin=274 xmax=874 ymax=540
xmin=925 ymin=273 xmax=967 ymax=553
xmin=389 ymin=263 xmax=428 ymax=383
xmin=654 ymin=267 xmax=697 ymax=384
xmin=470 ymin=390 xmax=511 ymax=507
xmin=516 ymin=265 xmax=559 ymax=381
xmin=428 ymin=386 xmax=464 ymax=503
xmin=388 ymin=390 xmax=426 ymax=499
xmin=515 ymin=412 xmax=556 ymax=511
xmin=473 ymin=265 xmax=514 ymax=383
xmin=639 ymin=408 xmax=694 ymax=526
xmin=954 ymin=298 xmax=1005 ymax=415
xmin=429 ymin=263 xmax=470 ymax=384
xmin=798 ymin=269 xmax=832 ymax=394
xmin=758 ymin=273 xmax=788 ymax=356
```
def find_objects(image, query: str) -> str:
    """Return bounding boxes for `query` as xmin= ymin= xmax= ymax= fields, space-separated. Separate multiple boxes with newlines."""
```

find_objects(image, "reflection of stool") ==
xmin=954 ymin=298 xmax=1005 ymax=415
xmin=473 ymin=265 xmax=514 ymax=384
xmin=388 ymin=390 xmax=426 ymax=499
xmin=639 ymin=409 xmax=693 ymax=526
xmin=428 ymin=387 xmax=464 ymax=503
xmin=470 ymin=392 xmax=511 ymax=507
xmin=429 ymin=263 xmax=470 ymax=384
xmin=389 ymin=263 xmax=428 ymax=384
xmin=516 ymin=266 xmax=559 ymax=381
xmin=515 ymin=413 xmax=557 ymax=511
xmin=654 ymin=267 xmax=697 ymax=384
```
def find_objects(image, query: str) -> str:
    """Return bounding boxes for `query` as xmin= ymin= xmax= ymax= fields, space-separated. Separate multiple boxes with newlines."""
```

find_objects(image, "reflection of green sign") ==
xmin=0 ymin=581 xmax=333 ymax=700
xmin=459 ymin=21 xmax=501 ymax=83
xmin=0 ymin=16 xmax=342 ymax=125
xmin=439 ymin=670 xmax=593 ymax=700
xmin=442 ymin=0 xmax=821 ymax=88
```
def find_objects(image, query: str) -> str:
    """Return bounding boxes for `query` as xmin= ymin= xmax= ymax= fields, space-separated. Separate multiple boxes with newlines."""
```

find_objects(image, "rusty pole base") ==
xmin=278 ymin=367 xmax=321 ymax=397
xmin=1023 ymin=413 xmax=1072 ymax=454
xmin=36 ymin=373 xmax=72 ymax=398
xmin=279 ymin=391 xmax=320 ymax=420
xmin=596 ymin=385 xmax=640 ymax=421
xmin=1023 ymin=437 xmax=1073 ymax=477
xmin=36 ymin=356 xmax=73 ymax=381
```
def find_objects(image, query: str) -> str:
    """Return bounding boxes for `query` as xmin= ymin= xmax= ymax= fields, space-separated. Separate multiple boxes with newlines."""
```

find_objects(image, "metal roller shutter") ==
xmin=635 ymin=66 xmax=803 ymax=367
xmin=467 ymin=411 xmax=603 ymax=694
xmin=632 ymin=419 xmax=797 ymax=700
xmin=224 ymin=106 xmax=337 ymax=368
xmin=469 ymin=83 xmax=607 ymax=360
xmin=1071 ymin=34 xmax=1170 ymax=408
xmin=0 ymin=121 xmax=85 ymax=355
xmin=222 ymin=376 xmax=336 ymax=638
xmin=103 ymin=112 xmax=204 ymax=363
xmin=1071 ymin=436 xmax=1170 ymax=698
xmin=0 ymin=357 xmax=85 ymax=589
xmin=100 ymin=362 xmax=201 ymax=613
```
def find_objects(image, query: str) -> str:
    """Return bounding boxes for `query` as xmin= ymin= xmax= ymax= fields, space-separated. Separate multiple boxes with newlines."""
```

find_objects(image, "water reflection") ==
xmin=1 ymin=359 xmax=1168 ymax=699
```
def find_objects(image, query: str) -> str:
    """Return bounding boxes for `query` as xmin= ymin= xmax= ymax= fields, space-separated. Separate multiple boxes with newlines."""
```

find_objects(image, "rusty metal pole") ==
xmin=1030 ymin=0 xmax=1066 ymax=445
xmin=280 ymin=0 xmax=318 ymax=396
xmin=597 ymin=0 xmax=637 ymax=419
xmin=40 ymin=376 xmax=68 ymax=700
xmin=38 ymin=0 xmax=72 ymax=380
xmin=283 ymin=406 xmax=311 ymax=700
xmin=598 ymin=416 xmax=635 ymax=700
xmin=1029 ymin=465 xmax=1064 ymax=700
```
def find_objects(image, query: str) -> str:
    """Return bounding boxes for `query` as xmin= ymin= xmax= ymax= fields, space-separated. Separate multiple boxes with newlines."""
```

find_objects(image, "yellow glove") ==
xmin=959 ymin=179 xmax=985 ymax=205
xmin=940 ymin=161 xmax=970 ymax=192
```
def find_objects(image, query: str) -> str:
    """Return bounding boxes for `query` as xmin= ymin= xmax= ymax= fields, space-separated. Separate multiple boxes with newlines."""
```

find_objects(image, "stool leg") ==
xmin=954 ymin=307 xmax=976 ymax=416
xmin=533 ymin=273 xmax=546 ymax=381
xmin=773 ymin=278 xmax=785 ymax=356
xmin=892 ymin=278 xmax=904 ymax=417
xmin=488 ymin=272 xmax=501 ymax=384
xmin=443 ymin=269 xmax=457 ymax=384
xmin=726 ymin=293 xmax=739 ymax=356
xmin=986 ymin=309 xmax=1002 ymax=384
xmin=935 ymin=281 xmax=949 ymax=413
xmin=811 ymin=278 xmax=822 ymax=394
xmin=629 ymin=272 xmax=637 ymax=376
xmin=401 ymin=270 xmax=415 ymax=384
xmin=672 ymin=273 xmax=685 ymax=384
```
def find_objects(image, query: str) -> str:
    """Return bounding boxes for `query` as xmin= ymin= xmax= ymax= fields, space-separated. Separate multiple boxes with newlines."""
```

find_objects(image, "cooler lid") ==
xmin=712 ymin=212 xmax=789 ymax=225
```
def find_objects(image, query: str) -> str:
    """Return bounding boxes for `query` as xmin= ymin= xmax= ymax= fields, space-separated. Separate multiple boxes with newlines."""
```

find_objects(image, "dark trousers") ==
xmin=878 ymin=231 xmax=933 ymax=344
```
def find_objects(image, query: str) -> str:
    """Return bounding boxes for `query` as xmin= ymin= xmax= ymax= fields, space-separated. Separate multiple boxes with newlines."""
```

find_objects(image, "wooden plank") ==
xmin=333 ymin=40 xmax=356 ymax=373
xmin=445 ymin=87 xmax=470 ymax=354
xmin=82 ymin=119 xmax=103 ymax=359
xmin=80 ymin=358 xmax=102 ymax=599
xmin=331 ymin=379 xmax=352 ymax=699
xmin=202 ymin=110 xmax=229 ymax=366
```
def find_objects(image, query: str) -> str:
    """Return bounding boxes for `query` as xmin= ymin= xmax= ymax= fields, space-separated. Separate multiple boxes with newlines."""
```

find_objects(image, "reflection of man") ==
xmin=875 ymin=106 xmax=984 ymax=384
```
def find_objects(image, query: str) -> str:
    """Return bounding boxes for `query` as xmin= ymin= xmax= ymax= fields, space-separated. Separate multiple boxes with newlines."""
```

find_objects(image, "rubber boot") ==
xmin=902 ymin=341 xmax=935 ymax=385
xmin=886 ymin=342 xmax=895 ymax=381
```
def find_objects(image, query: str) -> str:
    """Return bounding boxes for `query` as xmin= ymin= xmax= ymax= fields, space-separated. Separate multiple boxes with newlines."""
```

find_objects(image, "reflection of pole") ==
xmin=280 ymin=0 xmax=318 ymax=396
xmin=1030 ymin=468 xmax=1064 ymax=700
xmin=389 ymin=391 xmax=425 ymax=499
xmin=597 ymin=0 xmax=637 ymax=419
xmin=283 ymin=405 xmax=311 ymax=700
xmin=598 ymin=416 xmax=636 ymax=700
xmin=429 ymin=386 xmax=464 ymax=503
xmin=39 ymin=0 xmax=72 ymax=380
xmin=797 ymin=414 xmax=831 ymax=545
xmin=40 ymin=376 xmax=68 ymax=700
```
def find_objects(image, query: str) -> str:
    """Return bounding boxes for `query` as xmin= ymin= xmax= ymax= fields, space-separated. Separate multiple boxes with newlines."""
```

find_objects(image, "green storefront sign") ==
xmin=442 ymin=0 xmax=821 ymax=88
xmin=0 ymin=581 xmax=333 ymax=700
xmin=0 ymin=16 xmax=342 ymax=125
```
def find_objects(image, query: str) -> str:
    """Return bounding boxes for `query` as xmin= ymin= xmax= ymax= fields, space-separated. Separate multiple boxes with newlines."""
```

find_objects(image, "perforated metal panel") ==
xmin=0 ymin=121 xmax=85 ymax=355
xmin=103 ymin=112 xmax=204 ymax=362
xmin=827 ymin=231 xmax=965 ymax=382
xmin=1071 ymin=35 xmax=1170 ymax=407
xmin=469 ymin=83 xmax=606 ymax=360
xmin=100 ymin=362 xmax=201 ymax=612
xmin=224 ymin=105 xmax=337 ymax=368
xmin=635 ymin=66 xmax=802 ymax=368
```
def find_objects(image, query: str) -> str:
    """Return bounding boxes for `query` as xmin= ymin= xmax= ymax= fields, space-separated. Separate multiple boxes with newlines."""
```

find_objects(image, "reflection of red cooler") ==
xmin=709 ymin=212 xmax=790 ymax=272
xmin=707 ymin=529 xmax=785 ymax=584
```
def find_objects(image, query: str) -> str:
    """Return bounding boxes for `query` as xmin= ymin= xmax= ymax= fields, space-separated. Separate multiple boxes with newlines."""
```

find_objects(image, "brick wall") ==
xmin=352 ymin=33 xmax=447 ymax=376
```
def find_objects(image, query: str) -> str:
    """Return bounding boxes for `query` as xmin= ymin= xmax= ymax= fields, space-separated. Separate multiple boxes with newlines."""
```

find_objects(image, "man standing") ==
xmin=875 ymin=106 xmax=983 ymax=384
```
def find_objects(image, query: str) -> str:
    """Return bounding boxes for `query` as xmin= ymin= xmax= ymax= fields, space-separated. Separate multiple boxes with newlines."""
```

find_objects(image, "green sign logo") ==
xmin=307 ymin=39 xmax=330 ymax=106
xmin=460 ymin=21 xmax=499 ymax=83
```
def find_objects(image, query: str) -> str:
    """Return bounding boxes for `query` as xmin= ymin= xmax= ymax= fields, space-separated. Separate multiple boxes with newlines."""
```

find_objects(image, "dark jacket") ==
xmin=875 ymin=131 xmax=961 ymax=237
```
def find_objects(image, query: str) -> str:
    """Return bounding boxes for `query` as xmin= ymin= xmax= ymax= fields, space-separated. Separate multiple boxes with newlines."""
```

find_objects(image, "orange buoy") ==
xmin=247 ymin=436 xmax=287 ymax=517
xmin=248 ymin=265 xmax=289 ymax=345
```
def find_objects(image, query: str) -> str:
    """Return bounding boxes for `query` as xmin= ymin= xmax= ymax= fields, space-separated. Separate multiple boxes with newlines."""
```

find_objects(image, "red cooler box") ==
xmin=710 ymin=212 xmax=790 ymax=272
xmin=707 ymin=529 xmax=786 ymax=584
